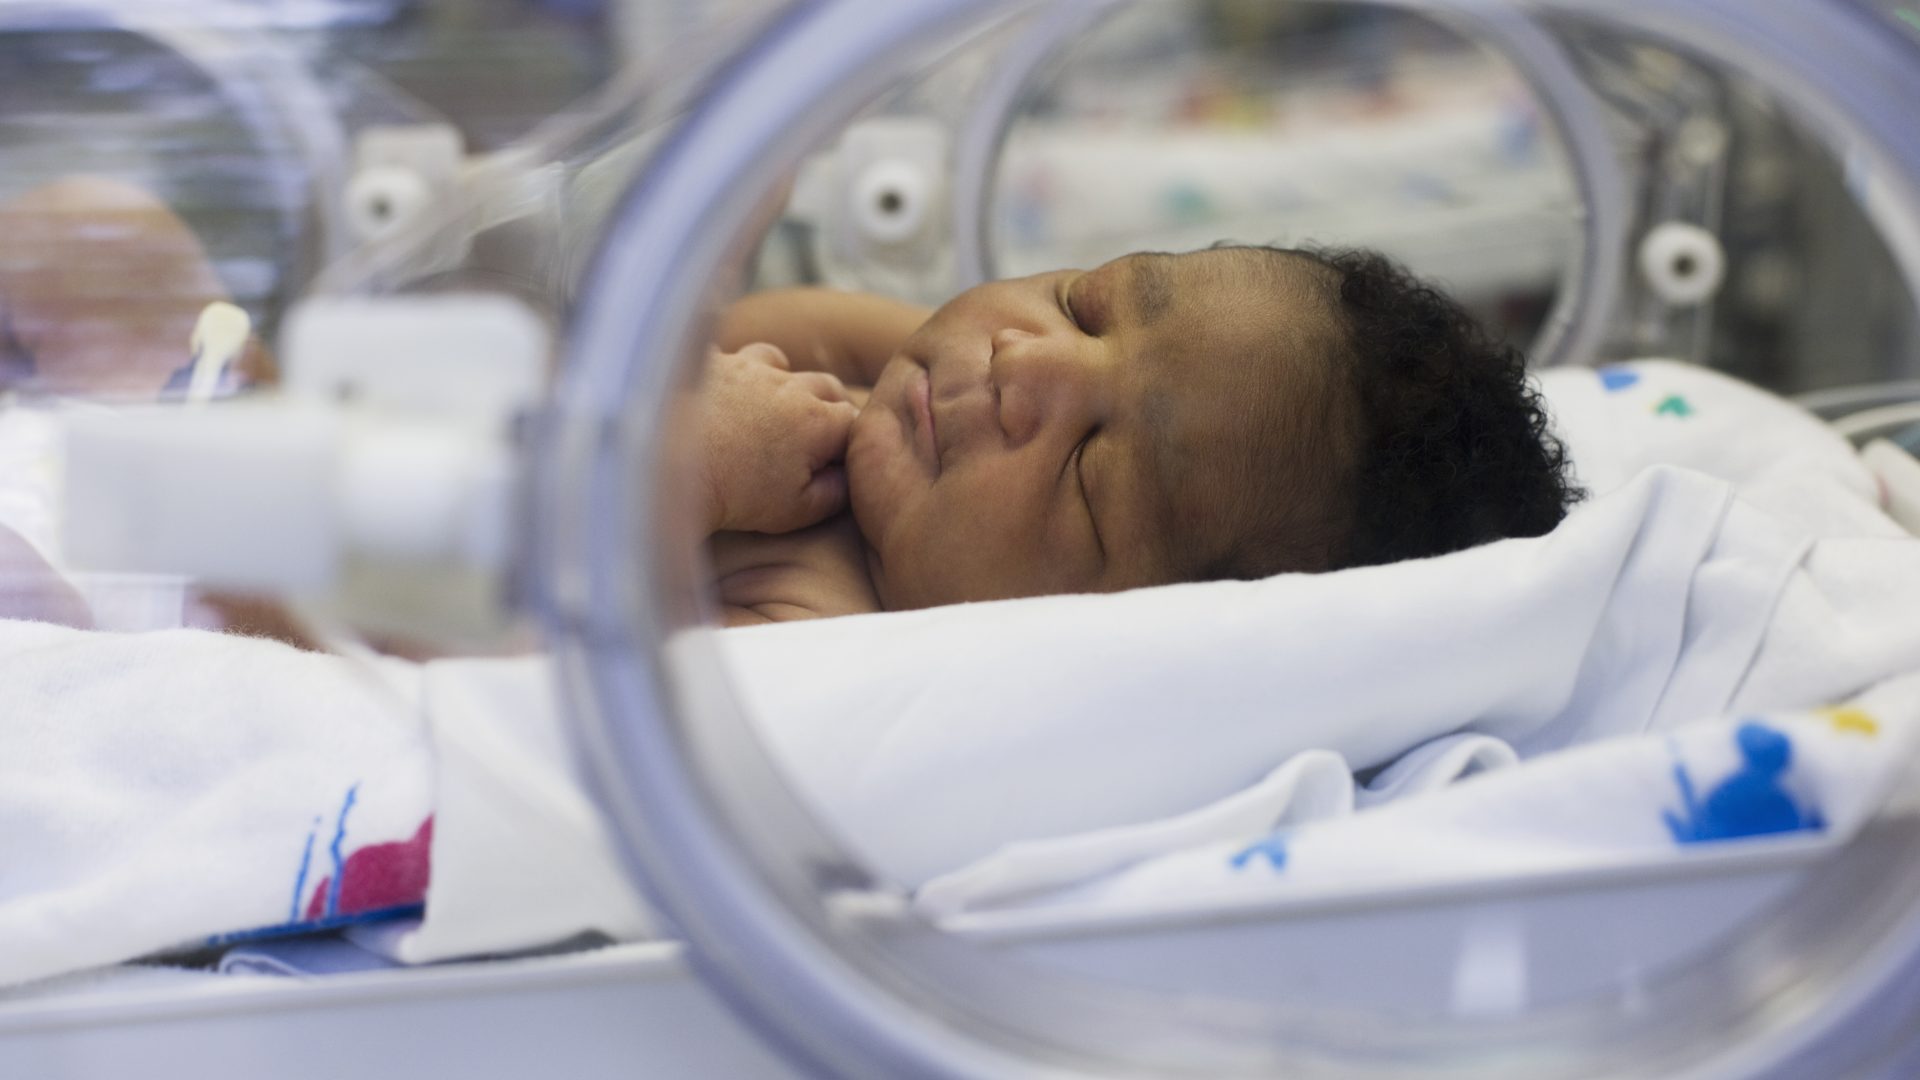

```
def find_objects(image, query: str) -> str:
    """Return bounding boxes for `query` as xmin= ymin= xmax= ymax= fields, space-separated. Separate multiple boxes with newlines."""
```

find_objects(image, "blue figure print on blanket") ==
xmin=1599 ymin=367 xmax=1640 ymax=393
xmin=1229 ymin=831 xmax=1290 ymax=872
xmin=1664 ymin=722 xmax=1825 ymax=845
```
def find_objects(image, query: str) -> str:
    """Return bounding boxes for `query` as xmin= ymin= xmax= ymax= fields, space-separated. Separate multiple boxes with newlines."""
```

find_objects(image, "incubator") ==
xmin=7 ymin=2 xmax=1920 ymax=1078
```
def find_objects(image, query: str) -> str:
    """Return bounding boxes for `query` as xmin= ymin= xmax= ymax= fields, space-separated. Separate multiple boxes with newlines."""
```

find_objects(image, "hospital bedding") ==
xmin=0 ymin=624 xmax=433 ymax=986
xmin=0 ymin=634 xmax=648 ymax=988
xmin=893 ymin=360 xmax=1920 ymax=916
xmin=4 ymin=360 xmax=1920 ymax=987
xmin=921 ymin=691 xmax=1917 ymax=918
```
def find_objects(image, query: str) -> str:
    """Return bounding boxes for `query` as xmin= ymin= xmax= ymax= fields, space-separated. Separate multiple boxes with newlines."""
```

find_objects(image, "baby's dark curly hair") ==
xmin=1304 ymin=247 xmax=1581 ymax=568
xmin=1198 ymin=244 xmax=1581 ymax=579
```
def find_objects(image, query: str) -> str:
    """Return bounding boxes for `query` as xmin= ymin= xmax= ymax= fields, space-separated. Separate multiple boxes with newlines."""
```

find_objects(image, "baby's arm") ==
xmin=715 ymin=288 xmax=929 ymax=389
xmin=710 ymin=516 xmax=879 ymax=626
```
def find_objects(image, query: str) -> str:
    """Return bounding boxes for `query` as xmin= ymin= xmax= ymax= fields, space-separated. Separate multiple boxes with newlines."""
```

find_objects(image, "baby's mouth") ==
xmin=908 ymin=365 xmax=940 ymax=474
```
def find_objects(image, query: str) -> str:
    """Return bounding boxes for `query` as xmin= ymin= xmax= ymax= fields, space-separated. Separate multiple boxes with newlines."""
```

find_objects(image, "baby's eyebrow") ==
xmin=1128 ymin=254 xmax=1175 ymax=326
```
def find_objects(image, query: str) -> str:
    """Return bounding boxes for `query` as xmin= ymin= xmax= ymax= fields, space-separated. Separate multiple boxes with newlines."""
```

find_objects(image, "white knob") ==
xmin=1637 ymin=222 xmax=1725 ymax=306
xmin=850 ymin=159 xmax=930 ymax=246
xmin=345 ymin=164 xmax=434 ymax=241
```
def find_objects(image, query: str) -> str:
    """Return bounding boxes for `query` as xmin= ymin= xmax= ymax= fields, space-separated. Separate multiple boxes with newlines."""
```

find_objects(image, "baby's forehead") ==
xmin=1085 ymin=248 xmax=1332 ymax=345
xmin=1114 ymin=248 xmax=1352 ymax=575
xmin=1126 ymin=251 xmax=1337 ymax=380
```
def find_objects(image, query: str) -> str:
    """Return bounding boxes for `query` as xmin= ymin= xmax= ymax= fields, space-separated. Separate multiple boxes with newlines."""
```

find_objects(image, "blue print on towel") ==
xmin=1663 ymin=722 xmax=1825 ymax=844
xmin=1599 ymin=367 xmax=1640 ymax=392
xmin=323 ymin=783 xmax=359 ymax=918
xmin=1229 ymin=832 xmax=1288 ymax=872
xmin=287 ymin=815 xmax=321 ymax=923
xmin=207 ymin=782 xmax=424 ymax=948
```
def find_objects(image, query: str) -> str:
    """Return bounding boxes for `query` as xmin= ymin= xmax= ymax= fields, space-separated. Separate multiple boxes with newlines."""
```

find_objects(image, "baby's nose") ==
xmin=989 ymin=329 xmax=1102 ymax=446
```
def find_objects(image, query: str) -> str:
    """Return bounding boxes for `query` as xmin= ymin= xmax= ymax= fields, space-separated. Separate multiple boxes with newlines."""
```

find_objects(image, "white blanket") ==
xmin=932 ymin=681 xmax=1919 ymax=919
xmin=0 ymin=623 xmax=431 ymax=987
xmin=0 ymin=635 xmax=651 ymax=988
xmin=727 ymin=464 xmax=1816 ymax=887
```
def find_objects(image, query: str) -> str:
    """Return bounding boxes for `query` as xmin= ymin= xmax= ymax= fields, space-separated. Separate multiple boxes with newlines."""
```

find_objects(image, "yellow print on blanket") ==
xmin=1816 ymin=705 xmax=1879 ymax=738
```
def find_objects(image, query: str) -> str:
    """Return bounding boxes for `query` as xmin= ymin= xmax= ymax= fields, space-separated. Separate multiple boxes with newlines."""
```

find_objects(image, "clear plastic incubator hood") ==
xmin=7 ymin=2 xmax=1920 ymax=1079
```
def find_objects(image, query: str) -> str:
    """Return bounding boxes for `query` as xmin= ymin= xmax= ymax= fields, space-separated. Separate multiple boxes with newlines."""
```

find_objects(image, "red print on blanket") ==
xmin=305 ymin=816 xmax=434 ymax=920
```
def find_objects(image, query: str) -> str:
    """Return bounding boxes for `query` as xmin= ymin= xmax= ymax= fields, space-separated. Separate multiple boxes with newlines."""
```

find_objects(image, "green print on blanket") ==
xmin=1654 ymin=394 xmax=1694 ymax=418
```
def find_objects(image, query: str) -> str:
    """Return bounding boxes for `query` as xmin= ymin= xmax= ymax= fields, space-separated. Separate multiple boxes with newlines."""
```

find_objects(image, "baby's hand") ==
xmin=700 ymin=343 xmax=859 ymax=534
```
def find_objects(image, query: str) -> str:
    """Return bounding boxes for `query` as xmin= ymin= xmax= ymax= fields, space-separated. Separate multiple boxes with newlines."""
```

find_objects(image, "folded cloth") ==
xmin=216 ymin=934 xmax=399 ymax=978
xmin=913 ymin=735 xmax=1519 ymax=917
xmin=0 ymin=622 xmax=431 ymax=988
xmin=344 ymin=656 xmax=655 ymax=965
xmin=1538 ymin=361 xmax=1920 ymax=712
xmin=1354 ymin=732 xmax=1519 ymax=809
xmin=944 ymin=674 xmax=1920 ymax=919
xmin=914 ymin=749 xmax=1357 ymax=918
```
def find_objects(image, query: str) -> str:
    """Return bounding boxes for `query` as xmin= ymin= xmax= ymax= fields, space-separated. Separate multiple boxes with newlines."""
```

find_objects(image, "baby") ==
xmin=698 ymin=244 xmax=1580 ymax=626
xmin=0 ymin=178 xmax=1576 ymax=632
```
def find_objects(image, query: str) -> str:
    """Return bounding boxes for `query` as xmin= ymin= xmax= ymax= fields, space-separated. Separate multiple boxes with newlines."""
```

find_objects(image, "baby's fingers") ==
xmin=800 ymin=398 xmax=861 ymax=465
xmin=792 ymin=369 xmax=850 ymax=403
xmin=737 ymin=341 xmax=790 ymax=370
xmin=796 ymin=464 xmax=849 ymax=526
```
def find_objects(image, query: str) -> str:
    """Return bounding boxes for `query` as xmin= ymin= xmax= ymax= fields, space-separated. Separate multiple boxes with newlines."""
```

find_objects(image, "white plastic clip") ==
xmin=185 ymin=301 xmax=251 ymax=405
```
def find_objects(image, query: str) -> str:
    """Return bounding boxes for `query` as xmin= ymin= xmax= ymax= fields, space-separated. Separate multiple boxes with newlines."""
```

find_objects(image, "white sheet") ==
xmin=939 ymin=679 xmax=1919 ymax=919
xmin=728 ymin=464 xmax=1814 ymax=888
xmin=0 ymin=623 xmax=430 ymax=988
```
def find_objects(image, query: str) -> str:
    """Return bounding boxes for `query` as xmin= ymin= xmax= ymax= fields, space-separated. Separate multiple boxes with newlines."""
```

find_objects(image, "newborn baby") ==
xmin=698 ymin=244 xmax=1579 ymax=625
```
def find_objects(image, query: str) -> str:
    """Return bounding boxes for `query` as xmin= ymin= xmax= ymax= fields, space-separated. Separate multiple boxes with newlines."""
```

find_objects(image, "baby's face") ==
xmin=847 ymin=248 xmax=1334 ymax=609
